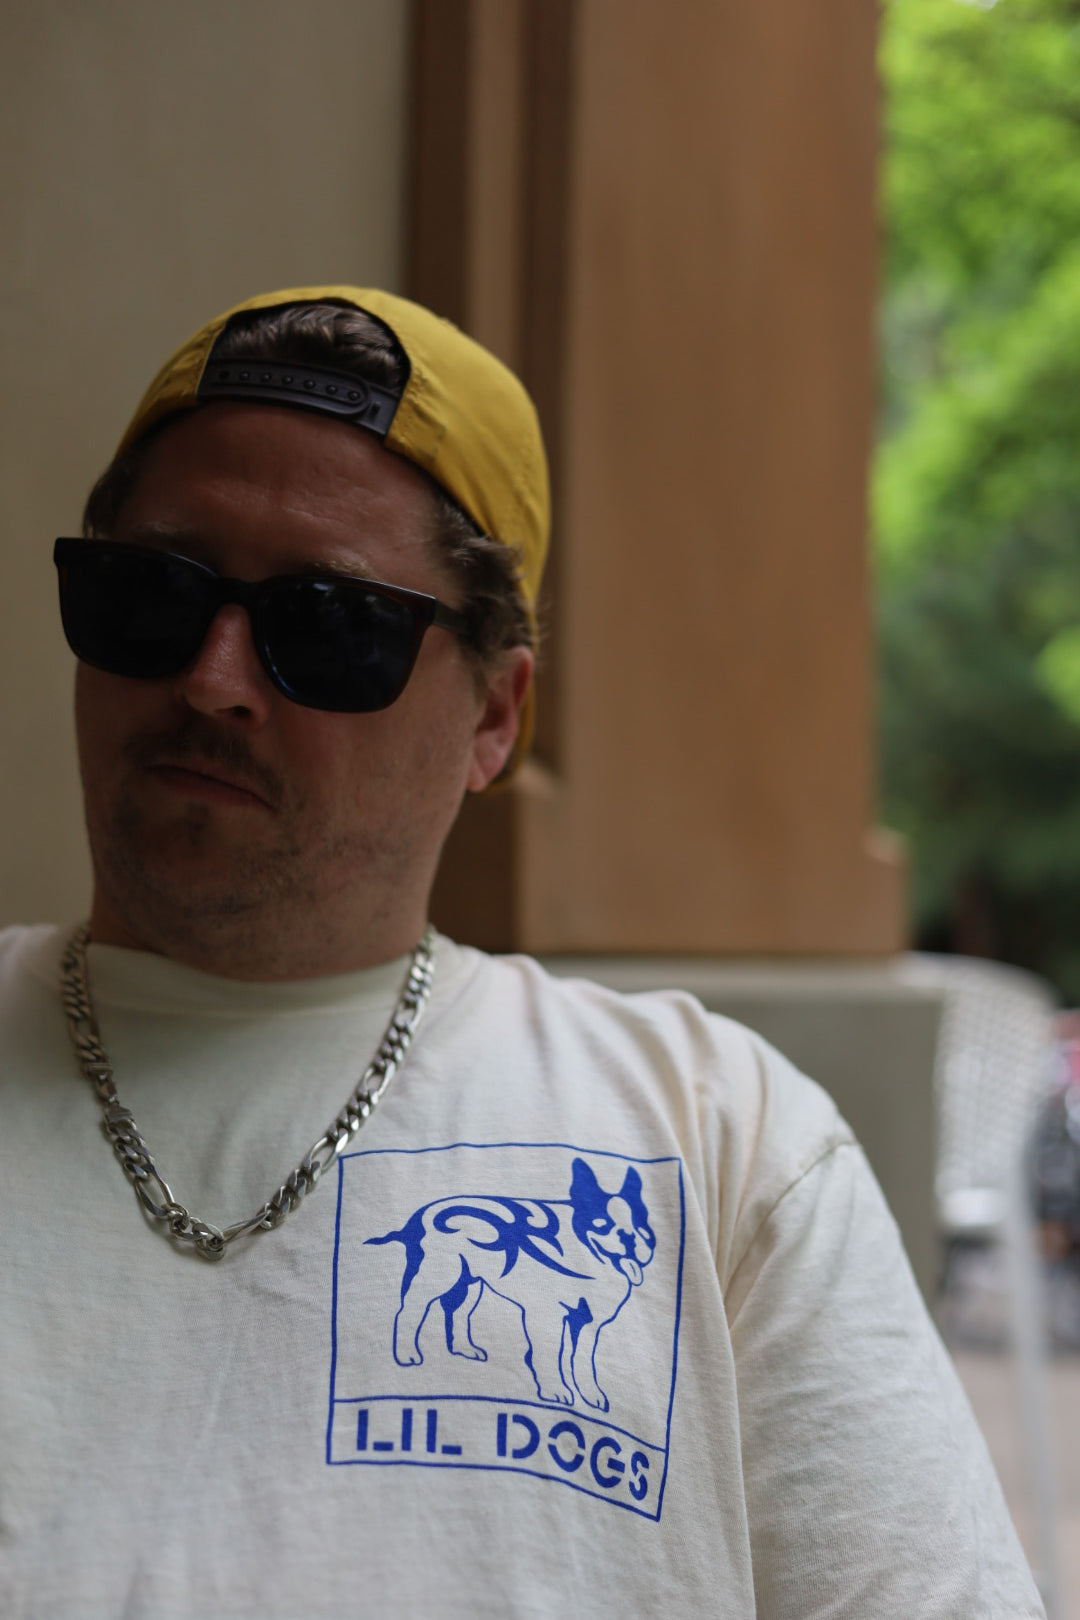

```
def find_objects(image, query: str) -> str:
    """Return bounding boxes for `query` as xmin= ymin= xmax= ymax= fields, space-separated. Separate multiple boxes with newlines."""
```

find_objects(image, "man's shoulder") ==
xmin=455 ymin=943 xmax=854 ymax=1167
xmin=0 ymin=922 xmax=64 ymax=982
xmin=456 ymin=940 xmax=754 ymax=1041
xmin=0 ymin=925 xmax=68 ymax=1069
xmin=466 ymin=943 xmax=822 ymax=1071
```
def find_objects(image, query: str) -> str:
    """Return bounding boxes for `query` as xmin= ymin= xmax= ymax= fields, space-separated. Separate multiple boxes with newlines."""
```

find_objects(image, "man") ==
xmin=1 ymin=287 xmax=1044 ymax=1617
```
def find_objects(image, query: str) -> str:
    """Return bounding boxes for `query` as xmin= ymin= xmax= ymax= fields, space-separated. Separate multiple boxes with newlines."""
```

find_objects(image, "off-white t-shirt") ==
xmin=0 ymin=925 xmax=1044 ymax=1618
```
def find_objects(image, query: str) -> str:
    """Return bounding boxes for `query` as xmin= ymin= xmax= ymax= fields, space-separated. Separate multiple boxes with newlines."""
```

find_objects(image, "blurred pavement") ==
xmin=942 ymin=1245 xmax=1080 ymax=1618
xmin=952 ymin=1347 xmax=1080 ymax=1620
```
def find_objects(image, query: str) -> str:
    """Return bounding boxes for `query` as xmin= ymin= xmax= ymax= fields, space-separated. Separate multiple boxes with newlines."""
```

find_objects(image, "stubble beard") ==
xmin=82 ymin=716 xmax=411 ymax=976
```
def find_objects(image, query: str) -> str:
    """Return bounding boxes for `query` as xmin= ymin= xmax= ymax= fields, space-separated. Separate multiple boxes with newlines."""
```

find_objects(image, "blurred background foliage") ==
xmin=878 ymin=0 xmax=1080 ymax=998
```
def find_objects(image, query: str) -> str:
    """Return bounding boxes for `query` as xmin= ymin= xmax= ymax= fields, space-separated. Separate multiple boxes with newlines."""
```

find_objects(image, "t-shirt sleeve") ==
xmin=725 ymin=1132 xmax=1045 ymax=1618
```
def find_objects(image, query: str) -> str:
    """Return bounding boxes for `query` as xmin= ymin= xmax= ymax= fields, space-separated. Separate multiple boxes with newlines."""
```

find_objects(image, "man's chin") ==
xmin=103 ymin=869 xmax=272 ymax=933
xmin=92 ymin=813 xmax=303 ymax=933
xmin=115 ymin=791 xmax=279 ymax=861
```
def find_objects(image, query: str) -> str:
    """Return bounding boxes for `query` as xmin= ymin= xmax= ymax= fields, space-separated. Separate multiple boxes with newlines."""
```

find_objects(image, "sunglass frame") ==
xmin=53 ymin=536 xmax=470 ymax=713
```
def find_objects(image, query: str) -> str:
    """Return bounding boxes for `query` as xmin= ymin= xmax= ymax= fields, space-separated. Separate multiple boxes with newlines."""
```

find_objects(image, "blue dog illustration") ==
xmin=366 ymin=1158 xmax=656 ymax=1411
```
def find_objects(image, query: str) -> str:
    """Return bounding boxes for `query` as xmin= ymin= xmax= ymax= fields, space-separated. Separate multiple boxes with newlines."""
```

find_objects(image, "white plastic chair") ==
xmin=898 ymin=953 xmax=1062 ymax=1619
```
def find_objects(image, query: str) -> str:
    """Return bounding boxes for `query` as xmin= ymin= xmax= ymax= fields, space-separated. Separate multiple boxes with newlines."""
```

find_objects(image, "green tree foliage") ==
xmin=878 ymin=0 xmax=1080 ymax=996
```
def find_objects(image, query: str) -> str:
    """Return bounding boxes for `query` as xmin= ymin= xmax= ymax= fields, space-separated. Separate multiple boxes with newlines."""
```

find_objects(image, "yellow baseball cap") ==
xmin=116 ymin=285 xmax=549 ymax=780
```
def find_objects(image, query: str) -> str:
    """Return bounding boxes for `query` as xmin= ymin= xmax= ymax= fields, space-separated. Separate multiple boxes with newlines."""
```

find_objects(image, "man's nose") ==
xmin=176 ymin=604 xmax=274 ymax=724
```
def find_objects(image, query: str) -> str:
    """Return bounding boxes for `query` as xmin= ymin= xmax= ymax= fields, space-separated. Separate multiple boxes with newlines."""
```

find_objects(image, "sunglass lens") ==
xmin=258 ymin=580 xmax=420 ymax=711
xmin=60 ymin=547 xmax=211 ymax=678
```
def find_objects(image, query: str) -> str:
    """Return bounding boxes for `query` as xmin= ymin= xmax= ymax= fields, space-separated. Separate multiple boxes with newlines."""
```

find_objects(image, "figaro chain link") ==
xmin=59 ymin=923 xmax=436 ymax=1261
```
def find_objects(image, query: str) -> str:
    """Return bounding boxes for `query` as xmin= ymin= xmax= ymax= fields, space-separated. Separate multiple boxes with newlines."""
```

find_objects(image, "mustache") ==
xmin=124 ymin=717 xmax=285 ymax=809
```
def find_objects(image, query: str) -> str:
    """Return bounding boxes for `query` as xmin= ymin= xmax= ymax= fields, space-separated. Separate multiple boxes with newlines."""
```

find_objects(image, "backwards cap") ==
xmin=116 ymin=285 xmax=550 ymax=777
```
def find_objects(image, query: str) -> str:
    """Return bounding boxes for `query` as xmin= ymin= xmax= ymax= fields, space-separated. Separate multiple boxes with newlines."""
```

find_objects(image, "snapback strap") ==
xmin=197 ymin=358 xmax=400 ymax=436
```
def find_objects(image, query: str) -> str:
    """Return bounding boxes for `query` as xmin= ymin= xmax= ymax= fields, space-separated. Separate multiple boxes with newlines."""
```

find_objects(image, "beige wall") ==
xmin=0 ymin=0 xmax=409 ymax=927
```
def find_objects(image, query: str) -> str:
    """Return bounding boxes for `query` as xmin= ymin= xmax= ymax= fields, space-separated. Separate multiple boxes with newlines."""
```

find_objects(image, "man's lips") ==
xmin=147 ymin=759 xmax=277 ymax=809
xmin=124 ymin=720 xmax=285 ymax=811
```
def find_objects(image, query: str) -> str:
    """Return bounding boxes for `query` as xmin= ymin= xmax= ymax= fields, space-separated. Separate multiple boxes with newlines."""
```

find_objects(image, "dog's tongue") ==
xmin=623 ymin=1257 xmax=643 ymax=1287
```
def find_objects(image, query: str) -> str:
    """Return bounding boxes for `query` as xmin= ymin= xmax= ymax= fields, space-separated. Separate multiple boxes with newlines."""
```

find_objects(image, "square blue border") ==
xmin=326 ymin=1141 xmax=686 ymax=1520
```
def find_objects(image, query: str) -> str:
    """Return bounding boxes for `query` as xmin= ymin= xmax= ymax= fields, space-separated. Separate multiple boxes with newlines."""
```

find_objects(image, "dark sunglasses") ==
xmin=53 ymin=537 xmax=470 ymax=713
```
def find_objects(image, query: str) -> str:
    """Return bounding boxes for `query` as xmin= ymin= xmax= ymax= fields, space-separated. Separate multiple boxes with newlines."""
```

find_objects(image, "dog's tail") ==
xmin=365 ymin=1209 xmax=428 ymax=1297
xmin=365 ymin=1228 xmax=407 ymax=1247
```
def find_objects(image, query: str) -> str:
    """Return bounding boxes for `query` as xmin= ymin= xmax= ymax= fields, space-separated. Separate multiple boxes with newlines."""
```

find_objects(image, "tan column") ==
xmin=419 ymin=0 xmax=906 ymax=955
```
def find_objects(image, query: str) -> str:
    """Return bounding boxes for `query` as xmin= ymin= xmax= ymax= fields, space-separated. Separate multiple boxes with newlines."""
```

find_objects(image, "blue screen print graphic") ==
xmin=327 ymin=1143 xmax=685 ymax=1520
xmin=368 ymin=1157 xmax=656 ymax=1410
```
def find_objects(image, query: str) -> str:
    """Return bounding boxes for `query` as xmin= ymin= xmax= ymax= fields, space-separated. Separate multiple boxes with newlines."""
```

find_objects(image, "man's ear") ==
xmin=466 ymin=646 xmax=535 ymax=792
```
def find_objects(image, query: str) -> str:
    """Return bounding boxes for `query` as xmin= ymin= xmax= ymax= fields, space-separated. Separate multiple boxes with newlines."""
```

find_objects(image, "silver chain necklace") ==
xmin=60 ymin=923 xmax=436 ymax=1261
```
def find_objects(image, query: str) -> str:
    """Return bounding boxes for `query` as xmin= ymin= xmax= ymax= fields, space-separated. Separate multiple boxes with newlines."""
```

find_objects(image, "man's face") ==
xmin=75 ymin=402 xmax=530 ymax=978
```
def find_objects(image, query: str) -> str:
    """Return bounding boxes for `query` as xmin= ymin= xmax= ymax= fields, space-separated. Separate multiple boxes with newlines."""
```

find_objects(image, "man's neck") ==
xmin=86 ymin=890 xmax=430 ymax=981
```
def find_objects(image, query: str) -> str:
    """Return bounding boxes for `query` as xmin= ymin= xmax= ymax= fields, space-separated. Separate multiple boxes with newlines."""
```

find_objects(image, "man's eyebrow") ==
xmin=125 ymin=520 xmax=200 ymax=544
xmin=122 ymin=521 xmax=215 ymax=558
xmin=121 ymin=522 xmax=383 ymax=579
xmin=287 ymin=553 xmax=383 ymax=580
